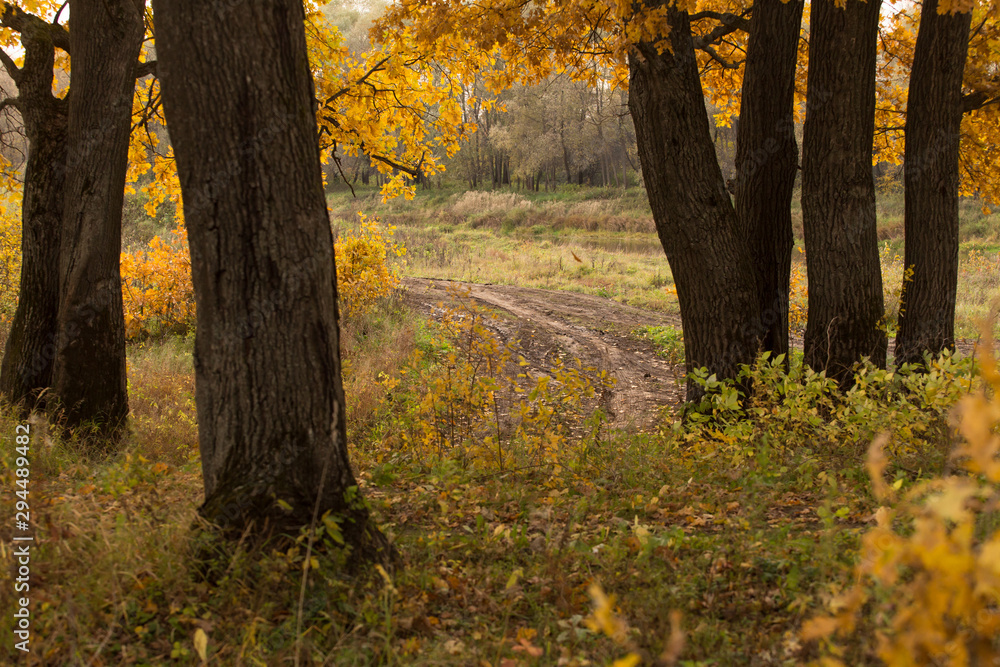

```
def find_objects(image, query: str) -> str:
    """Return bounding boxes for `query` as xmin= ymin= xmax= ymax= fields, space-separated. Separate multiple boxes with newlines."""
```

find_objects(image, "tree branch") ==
xmin=329 ymin=147 xmax=357 ymax=198
xmin=697 ymin=44 xmax=741 ymax=69
xmin=52 ymin=0 xmax=68 ymax=26
xmin=370 ymin=151 xmax=423 ymax=178
xmin=0 ymin=96 xmax=19 ymax=114
xmin=963 ymin=89 xmax=1000 ymax=114
xmin=322 ymin=55 xmax=391 ymax=108
xmin=1 ymin=2 xmax=71 ymax=53
xmin=0 ymin=47 xmax=20 ymax=83
xmin=690 ymin=10 xmax=752 ymax=36
xmin=134 ymin=60 xmax=157 ymax=79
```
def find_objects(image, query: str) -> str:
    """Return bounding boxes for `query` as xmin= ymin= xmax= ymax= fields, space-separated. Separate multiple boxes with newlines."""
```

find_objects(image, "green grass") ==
xmin=634 ymin=324 xmax=685 ymax=364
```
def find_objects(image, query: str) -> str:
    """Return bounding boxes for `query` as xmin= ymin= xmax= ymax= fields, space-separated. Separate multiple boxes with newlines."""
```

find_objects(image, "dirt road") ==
xmin=403 ymin=277 xmax=686 ymax=428
xmin=403 ymin=278 xmax=991 ymax=427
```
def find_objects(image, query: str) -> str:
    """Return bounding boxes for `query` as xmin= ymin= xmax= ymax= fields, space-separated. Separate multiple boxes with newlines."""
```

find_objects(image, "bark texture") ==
xmin=50 ymin=0 xmax=143 ymax=436
xmin=152 ymin=0 xmax=390 ymax=560
xmin=0 ymin=22 xmax=68 ymax=407
xmin=629 ymin=5 xmax=762 ymax=400
xmin=801 ymin=0 xmax=886 ymax=385
xmin=734 ymin=0 xmax=804 ymax=360
xmin=894 ymin=0 xmax=971 ymax=366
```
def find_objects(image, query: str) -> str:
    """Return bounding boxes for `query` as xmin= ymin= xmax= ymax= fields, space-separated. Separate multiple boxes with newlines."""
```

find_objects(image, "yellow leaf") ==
xmin=925 ymin=481 xmax=978 ymax=522
xmin=801 ymin=615 xmax=840 ymax=641
xmin=193 ymin=628 xmax=208 ymax=662
xmin=612 ymin=653 xmax=642 ymax=667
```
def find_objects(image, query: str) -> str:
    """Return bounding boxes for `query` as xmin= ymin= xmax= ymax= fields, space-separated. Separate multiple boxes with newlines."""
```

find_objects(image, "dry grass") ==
xmin=450 ymin=190 xmax=532 ymax=217
xmin=127 ymin=337 xmax=198 ymax=466
xmin=340 ymin=293 xmax=422 ymax=441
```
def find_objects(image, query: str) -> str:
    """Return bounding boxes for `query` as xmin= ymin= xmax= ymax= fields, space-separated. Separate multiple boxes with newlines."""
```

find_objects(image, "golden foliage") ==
xmin=0 ymin=191 xmax=21 ymax=325
xmin=118 ymin=214 xmax=404 ymax=340
xmin=335 ymin=213 xmax=406 ymax=316
xmin=803 ymin=310 xmax=1000 ymax=665
xmin=120 ymin=226 xmax=195 ymax=341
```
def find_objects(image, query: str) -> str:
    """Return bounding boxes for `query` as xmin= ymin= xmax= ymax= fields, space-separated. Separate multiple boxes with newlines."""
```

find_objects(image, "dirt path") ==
xmin=403 ymin=277 xmax=685 ymax=428
xmin=403 ymin=277 xmax=991 ymax=427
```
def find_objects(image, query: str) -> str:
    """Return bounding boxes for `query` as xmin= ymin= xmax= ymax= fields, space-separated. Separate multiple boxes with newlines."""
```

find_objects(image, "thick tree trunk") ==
xmin=50 ymin=0 xmax=143 ymax=437
xmin=629 ymin=6 xmax=762 ymax=400
xmin=153 ymin=0 xmax=390 ymax=560
xmin=0 ymin=27 xmax=68 ymax=408
xmin=801 ymin=0 xmax=887 ymax=385
xmin=894 ymin=0 xmax=971 ymax=366
xmin=734 ymin=0 xmax=804 ymax=361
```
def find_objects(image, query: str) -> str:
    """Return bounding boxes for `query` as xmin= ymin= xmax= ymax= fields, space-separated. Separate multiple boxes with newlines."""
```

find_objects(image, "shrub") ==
xmin=335 ymin=212 xmax=406 ymax=316
xmin=382 ymin=291 xmax=614 ymax=473
xmin=790 ymin=252 xmax=808 ymax=333
xmin=674 ymin=350 xmax=973 ymax=472
xmin=803 ymin=316 xmax=1000 ymax=665
xmin=118 ymin=213 xmax=404 ymax=341
xmin=121 ymin=226 xmax=196 ymax=341
xmin=880 ymin=242 xmax=912 ymax=335
xmin=0 ymin=191 xmax=22 ymax=328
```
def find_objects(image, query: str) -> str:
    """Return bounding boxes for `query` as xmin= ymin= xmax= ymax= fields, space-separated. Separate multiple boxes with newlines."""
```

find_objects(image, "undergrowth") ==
xmin=0 ymin=292 xmax=996 ymax=665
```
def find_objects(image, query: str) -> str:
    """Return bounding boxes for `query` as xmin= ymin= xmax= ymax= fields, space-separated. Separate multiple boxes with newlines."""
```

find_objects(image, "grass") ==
xmin=329 ymin=183 xmax=1000 ymax=340
xmin=0 ymin=296 xmax=985 ymax=666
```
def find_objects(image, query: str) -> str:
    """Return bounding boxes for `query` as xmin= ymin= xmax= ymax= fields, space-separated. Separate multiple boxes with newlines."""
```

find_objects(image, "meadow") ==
xmin=0 ymin=184 xmax=998 ymax=665
xmin=326 ymin=183 xmax=1000 ymax=341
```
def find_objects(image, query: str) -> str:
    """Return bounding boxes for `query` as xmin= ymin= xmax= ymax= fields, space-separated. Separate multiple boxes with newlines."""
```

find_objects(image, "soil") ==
xmin=403 ymin=277 xmax=685 ymax=429
xmin=403 ymin=277 xmax=990 ymax=428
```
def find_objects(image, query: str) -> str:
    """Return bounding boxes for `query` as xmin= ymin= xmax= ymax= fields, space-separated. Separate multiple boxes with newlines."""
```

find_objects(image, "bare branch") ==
xmin=52 ymin=0 xmax=68 ymax=26
xmin=0 ymin=96 xmax=19 ymax=114
xmin=0 ymin=48 xmax=20 ymax=83
xmin=330 ymin=147 xmax=356 ymax=198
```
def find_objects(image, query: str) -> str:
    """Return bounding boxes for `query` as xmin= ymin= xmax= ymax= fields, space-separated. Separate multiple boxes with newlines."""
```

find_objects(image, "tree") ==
xmin=894 ymin=0 xmax=972 ymax=366
xmin=733 ymin=0 xmax=803 ymax=360
xmin=629 ymin=4 xmax=763 ymax=397
xmin=0 ymin=4 xmax=69 ymax=408
xmin=152 ymin=0 xmax=390 ymax=558
xmin=48 ymin=0 xmax=144 ymax=437
xmin=801 ymin=0 xmax=887 ymax=385
xmin=0 ymin=1 xmax=150 ymax=440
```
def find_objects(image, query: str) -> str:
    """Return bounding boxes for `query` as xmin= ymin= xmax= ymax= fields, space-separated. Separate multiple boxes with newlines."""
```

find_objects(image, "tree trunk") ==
xmin=50 ymin=0 xmax=143 ymax=437
xmin=734 ymin=0 xmax=804 ymax=361
xmin=0 ymin=26 xmax=68 ymax=408
xmin=894 ymin=0 xmax=971 ymax=366
xmin=801 ymin=0 xmax=887 ymax=385
xmin=629 ymin=6 xmax=762 ymax=400
xmin=152 ymin=0 xmax=390 ymax=560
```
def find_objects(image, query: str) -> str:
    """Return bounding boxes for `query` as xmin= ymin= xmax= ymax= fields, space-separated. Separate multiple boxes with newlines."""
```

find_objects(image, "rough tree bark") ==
xmin=50 ymin=0 xmax=144 ymax=437
xmin=801 ymin=0 xmax=886 ymax=385
xmin=894 ymin=0 xmax=971 ymax=366
xmin=734 ymin=0 xmax=804 ymax=361
xmin=629 ymin=5 xmax=762 ymax=400
xmin=0 ymin=15 xmax=68 ymax=408
xmin=152 ymin=0 xmax=390 ymax=559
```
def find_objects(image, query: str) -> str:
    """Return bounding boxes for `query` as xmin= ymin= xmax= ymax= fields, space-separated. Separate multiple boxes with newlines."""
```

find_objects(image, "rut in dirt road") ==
xmin=403 ymin=277 xmax=685 ymax=428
